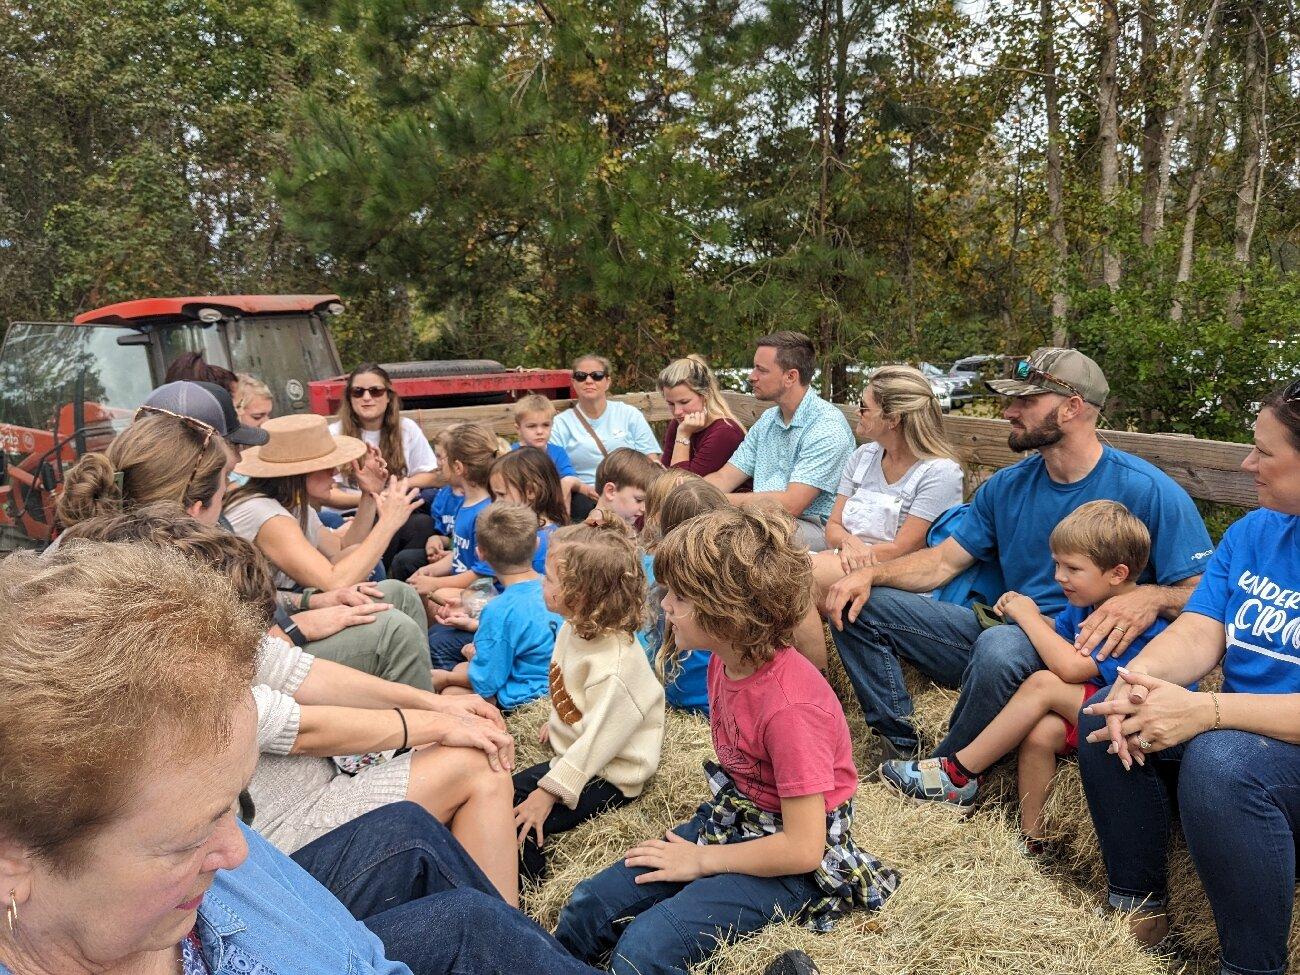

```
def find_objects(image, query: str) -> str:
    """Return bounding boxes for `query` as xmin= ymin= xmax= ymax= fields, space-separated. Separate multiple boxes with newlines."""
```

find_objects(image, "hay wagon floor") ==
xmin=505 ymin=640 xmax=1249 ymax=975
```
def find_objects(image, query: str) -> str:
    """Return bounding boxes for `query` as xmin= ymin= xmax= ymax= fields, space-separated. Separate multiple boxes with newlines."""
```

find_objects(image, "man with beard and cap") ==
xmin=823 ymin=347 xmax=1215 ymax=765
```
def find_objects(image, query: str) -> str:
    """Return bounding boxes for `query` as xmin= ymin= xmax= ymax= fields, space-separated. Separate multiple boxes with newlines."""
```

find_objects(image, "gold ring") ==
xmin=1114 ymin=625 xmax=1128 ymax=633
xmin=1137 ymin=737 xmax=1152 ymax=750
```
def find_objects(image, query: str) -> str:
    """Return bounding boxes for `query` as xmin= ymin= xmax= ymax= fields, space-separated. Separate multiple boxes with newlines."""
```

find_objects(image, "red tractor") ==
xmin=0 ymin=294 xmax=570 ymax=550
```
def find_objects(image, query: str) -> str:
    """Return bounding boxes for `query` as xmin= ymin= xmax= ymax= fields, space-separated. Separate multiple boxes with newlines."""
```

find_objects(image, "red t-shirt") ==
xmin=662 ymin=417 xmax=748 ymax=482
xmin=708 ymin=647 xmax=858 ymax=813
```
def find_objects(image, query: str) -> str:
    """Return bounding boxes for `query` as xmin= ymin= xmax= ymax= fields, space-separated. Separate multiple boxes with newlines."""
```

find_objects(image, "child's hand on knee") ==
xmin=624 ymin=831 xmax=706 ymax=884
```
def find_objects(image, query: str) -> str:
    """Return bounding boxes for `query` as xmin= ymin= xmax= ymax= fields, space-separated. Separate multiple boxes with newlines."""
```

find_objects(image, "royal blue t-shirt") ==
xmin=451 ymin=496 xmax=493 ymax=576
xmin=430 ymin=485 xmax=464 ymax=538
xmin=533 ymin=522 xmax=557 ymax=574
xmin=952 ymin=446 xmax=1214 ymax=617
xmin=467 ymin=578 xmax=563 ymax=709
xmin=1185 ymin=508 xmax=1300 ymax=695
xmin=511 ymin=441 xmax=576 ymax=480
xmin=1053 ymin=603 xmax=1171 ymax=686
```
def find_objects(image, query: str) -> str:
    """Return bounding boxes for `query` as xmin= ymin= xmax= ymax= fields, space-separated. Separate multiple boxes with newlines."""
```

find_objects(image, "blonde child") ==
xmin=881 ymin=500 xmax=1172 ymax=850
xmin=432 ymin=502 xmax=564 ymax=708
xmin=411 ymin=423 xmax=503 ymax=667
xmin=512 ymin=394 xmax=595 ymax=510
xmin=637 ymin=473 xmax=728 ymax=715
xmin=591 ymin=447 xmax=661 ymax=527
xmin=555 ymin=507 xmax=899 ymax=975
xmin=512 ymin=517 xmax=665 ymax=881
xmin=490 ymin=447 xmax=566 ymax=571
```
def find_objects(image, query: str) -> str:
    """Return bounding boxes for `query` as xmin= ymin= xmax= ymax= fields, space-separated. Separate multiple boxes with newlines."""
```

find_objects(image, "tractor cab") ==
xmin=0 ymin=294 xmax=345 ymax=548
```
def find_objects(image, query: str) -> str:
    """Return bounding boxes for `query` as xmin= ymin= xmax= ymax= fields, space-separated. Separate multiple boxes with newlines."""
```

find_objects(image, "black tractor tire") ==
xmin=379 ymin=359 xmax=505 ymax=380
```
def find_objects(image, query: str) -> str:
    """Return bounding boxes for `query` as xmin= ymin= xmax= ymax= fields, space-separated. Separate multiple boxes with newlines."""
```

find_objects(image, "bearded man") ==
xmin=825 ymin=348 xmax=1214 ymax=764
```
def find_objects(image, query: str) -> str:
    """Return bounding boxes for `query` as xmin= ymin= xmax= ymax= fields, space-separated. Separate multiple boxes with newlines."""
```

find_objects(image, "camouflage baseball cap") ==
xmin=986 ymin=347 xmax=1109 ymax=408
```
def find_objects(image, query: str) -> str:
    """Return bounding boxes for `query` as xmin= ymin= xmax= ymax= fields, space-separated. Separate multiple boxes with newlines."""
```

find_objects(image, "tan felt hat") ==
xmin=233 ymin=413 xmax=366 ymax=479
xmin=986 ymin=346 xmax=1109 ymax=408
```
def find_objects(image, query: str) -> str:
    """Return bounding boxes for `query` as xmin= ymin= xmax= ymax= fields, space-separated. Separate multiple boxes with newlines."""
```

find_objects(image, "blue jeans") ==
xmin=429 ymin=623 xmax=475 ymax=670
xmin=1078 ymin=692 xmax=1300 ymax=975
xmin=291 ymin=802 xmax=599 ymax=975
xmin=554 ymin=812 xmax=820 ymax=975
xmin=830 ymin=587 xmax=1041 ymax=755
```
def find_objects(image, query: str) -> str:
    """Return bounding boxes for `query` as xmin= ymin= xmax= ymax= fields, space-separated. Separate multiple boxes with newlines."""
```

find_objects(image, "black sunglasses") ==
xmin=572 ymin=370 xmax=608 ymax=382
xmin=349 ymin=385 xmax=389 ymax=399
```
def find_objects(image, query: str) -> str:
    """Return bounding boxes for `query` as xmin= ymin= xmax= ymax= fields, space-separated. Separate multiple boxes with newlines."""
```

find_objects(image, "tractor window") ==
xmin=0 ymin=324 xmax=153 ymax=455
xmin=158 ymin=323 xmax=231 ymax=373
xmin=226 ymin=315 xmax=339 ymax=416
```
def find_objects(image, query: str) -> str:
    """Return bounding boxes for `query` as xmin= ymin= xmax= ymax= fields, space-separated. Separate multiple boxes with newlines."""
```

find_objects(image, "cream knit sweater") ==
xmin=539 ymin=623 xmax=666 ymax=808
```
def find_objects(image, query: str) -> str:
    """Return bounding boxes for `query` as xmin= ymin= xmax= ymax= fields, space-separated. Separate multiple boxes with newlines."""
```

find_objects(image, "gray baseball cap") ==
xmin=143 ymin=381 xmax=270 ymax=447
xmin=986 ymin=347 xmax=1109 ymax=409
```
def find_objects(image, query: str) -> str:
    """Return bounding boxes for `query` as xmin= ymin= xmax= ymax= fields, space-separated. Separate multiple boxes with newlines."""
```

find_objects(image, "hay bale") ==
xmin=507 ymin=659 xmax=1174 ymax=975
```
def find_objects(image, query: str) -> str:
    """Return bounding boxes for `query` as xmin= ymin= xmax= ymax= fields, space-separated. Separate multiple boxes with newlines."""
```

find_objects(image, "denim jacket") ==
xmin=1 ymin=825 xmax=412 ymax=975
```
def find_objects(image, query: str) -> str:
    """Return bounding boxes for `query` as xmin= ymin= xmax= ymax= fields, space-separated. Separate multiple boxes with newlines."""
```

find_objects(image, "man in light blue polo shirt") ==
xmin=706 ymin=331 xmax=856 ymax=551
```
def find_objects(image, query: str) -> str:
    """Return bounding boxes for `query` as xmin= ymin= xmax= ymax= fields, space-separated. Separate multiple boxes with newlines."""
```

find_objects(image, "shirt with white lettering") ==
xmin=1185 ymin=508 xmax=1300 ymax=695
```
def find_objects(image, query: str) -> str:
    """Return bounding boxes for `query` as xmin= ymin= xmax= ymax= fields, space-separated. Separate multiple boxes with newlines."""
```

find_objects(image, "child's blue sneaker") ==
xmin=880 ymin=757 xmax=978 ymax=812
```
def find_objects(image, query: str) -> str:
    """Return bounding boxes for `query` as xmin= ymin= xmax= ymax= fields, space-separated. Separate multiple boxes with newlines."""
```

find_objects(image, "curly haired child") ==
xmin=511 ymin=515 xmax=666 ymax=881
xmin=555 ymin=506 xmax=900 ymax=975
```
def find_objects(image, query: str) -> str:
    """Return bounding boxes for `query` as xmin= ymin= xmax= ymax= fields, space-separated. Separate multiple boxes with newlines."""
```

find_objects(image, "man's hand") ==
xmin=294 ymin=602 xmax=392 ymax=641
xmin=514 ymin=788 xmax=559 ymax=847
xmin=824 ymin=566 xmax=875 ymax=630
xmin=1075 ymin=587 xmax=1164 ymax=660
xmin=625 ymin=831 xmax=708 ymax=884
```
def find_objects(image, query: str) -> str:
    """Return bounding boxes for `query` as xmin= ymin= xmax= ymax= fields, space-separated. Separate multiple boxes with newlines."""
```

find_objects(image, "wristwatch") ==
xmin=675 ymin=436 xmax=691 ymax=447
xmin=274 ymin=606 xmax=310 ymax=647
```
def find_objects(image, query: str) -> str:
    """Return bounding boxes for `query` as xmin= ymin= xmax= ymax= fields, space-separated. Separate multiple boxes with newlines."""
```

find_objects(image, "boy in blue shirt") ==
xmin=512 ymin=394 xmax=595 ymax=511
xmin=882 ymin=501 xmax=1173 ymax=849
xmin=433 ymin=502 xmax=563 ymax=709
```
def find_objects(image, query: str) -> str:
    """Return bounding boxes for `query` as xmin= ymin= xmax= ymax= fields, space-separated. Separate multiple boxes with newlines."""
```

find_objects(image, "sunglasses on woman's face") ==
xmin=349 ymin=385 xmax=389 ymax=400
xmin=572 ymin=371 xmax=607 ymax=383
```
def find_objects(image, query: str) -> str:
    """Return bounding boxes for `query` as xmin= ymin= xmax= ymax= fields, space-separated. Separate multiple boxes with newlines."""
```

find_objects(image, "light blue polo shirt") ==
xmin=727 ymin=389 xmax=856 ymax=522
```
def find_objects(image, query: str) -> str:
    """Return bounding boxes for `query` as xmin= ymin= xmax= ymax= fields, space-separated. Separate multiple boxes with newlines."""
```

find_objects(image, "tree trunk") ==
xmin=1040 ymin=0 xmax=1069 ymax=340
xmin=1137 ymin=0 xmax=1165 ymax=248
xmin=1171 ymin=71 xmax=1222 ymax=323
xmin=1098 ymin=0 xmax=1122 ymax=291
xmin=814 ymin=0 xmax=834 ymax=400
xmin=1232 ymin=5 xmax=1265 ymax=267
xmin=1155 ymin=0 xmax=1222 ymax=240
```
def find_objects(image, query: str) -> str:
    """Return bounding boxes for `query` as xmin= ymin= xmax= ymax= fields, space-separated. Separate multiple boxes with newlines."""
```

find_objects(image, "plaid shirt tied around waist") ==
xmin=696 ymin=761 xmax=901 ymax=932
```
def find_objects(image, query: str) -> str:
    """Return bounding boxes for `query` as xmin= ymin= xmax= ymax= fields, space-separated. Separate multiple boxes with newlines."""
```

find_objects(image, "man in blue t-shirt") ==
xmin=826 ymin=347 xmax=1214 ymax=762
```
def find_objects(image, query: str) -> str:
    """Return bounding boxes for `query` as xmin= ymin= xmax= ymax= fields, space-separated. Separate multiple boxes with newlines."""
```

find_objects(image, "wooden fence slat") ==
xmin=403 ymin=390 xmax=1253 ymax=507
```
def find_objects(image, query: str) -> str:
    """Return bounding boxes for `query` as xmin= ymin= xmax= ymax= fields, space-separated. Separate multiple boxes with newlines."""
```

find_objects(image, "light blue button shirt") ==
xmin=727 ymin=389 xmax=856 ymax=522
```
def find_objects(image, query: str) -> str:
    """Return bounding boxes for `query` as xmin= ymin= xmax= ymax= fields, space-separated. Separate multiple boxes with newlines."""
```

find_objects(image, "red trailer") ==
xmin=308 ymin=366 xmax=575 ymax=416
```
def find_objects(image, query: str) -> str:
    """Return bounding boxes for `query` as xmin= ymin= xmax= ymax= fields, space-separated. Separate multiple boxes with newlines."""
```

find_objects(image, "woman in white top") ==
xmin=327 ymin=362 xmax=440 ymax=568
xmin=550 ymin=354 xmax=661 ymax=519
xmin=812 ymin=365 xmax=964 ymax=599
xmin=227 ymin=413 xmax=422 ymax=592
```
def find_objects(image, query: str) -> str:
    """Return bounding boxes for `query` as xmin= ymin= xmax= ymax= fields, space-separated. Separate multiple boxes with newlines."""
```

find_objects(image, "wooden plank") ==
xmin=721 ymin=390 xmax=1254 ymax=507
xmin=403 ymin=392 xmax=672 ymax=440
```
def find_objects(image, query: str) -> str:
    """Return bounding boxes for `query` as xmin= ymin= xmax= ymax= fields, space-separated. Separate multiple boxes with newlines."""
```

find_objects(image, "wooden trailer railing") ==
xmin=405 ymin=390 xmax=1257 ymax=509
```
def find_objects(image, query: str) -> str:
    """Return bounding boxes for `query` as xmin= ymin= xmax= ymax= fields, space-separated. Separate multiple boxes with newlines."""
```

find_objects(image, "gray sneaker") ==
xmin=763 ymin=951 xmax=820 ymax=975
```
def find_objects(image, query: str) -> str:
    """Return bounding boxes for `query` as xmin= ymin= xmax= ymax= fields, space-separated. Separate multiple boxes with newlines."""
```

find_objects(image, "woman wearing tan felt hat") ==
xmin=228 ymin=413 xmax=423 ymax=593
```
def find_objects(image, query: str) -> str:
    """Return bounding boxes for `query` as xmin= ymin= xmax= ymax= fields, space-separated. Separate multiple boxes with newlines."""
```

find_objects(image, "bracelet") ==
xmin=675 ymin=436 xmax=691 ymax=447
xmin=394 ymin=708 xmax=409 ymax=751
xmin=1210 ymin=691 xmax=1221 ymax=731
xmin=299 ymin=587 xmax=318 ymax=611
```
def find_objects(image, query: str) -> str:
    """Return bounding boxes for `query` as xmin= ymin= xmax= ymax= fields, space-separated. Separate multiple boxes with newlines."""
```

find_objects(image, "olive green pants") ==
xmin=304 ymin=579 xmax=432 ymax=691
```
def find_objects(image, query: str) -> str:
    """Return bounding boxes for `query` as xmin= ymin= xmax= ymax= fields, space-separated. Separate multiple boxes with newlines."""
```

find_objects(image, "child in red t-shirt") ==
xmin=554 ymin=506 xmax=900 ymax=975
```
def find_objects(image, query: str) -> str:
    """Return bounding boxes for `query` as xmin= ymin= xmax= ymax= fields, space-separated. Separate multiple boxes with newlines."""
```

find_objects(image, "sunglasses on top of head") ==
xmin=572 ymin=370 xmax=607 ymax=383
xmin=349 ymin=385 xmax=389 ymax=400
xmin=1284 ymin=376 xmax=1300 ymax=403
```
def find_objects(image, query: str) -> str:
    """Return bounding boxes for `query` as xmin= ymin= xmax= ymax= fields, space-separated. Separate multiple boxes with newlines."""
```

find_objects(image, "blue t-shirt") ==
xmin=1185 ymin=508 xmax=1300 ymax=695
xmin=1053 ymin=603 xmax=1170 ymax=686
xmin=533 ymin=522 xmax=557 ymax=573
xmin=468 ymin=578 xmax=563 ymax=709
xmin=512 ymin=440 xmax=577 ymax=480
xmin=451 ymin=496 xmax=493 ymax=576
xmin=952 ymin=446 xmax=1214 ymax=617
xmin=430 ymin=485 xmax=464 ymax=537
xmin=638 ymin=553 xmax=711 ymax=713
